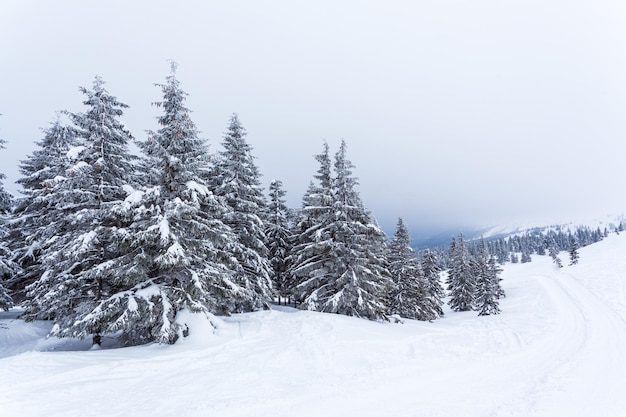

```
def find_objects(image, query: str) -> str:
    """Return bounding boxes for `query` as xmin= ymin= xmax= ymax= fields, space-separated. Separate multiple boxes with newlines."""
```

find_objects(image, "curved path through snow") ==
xmin=2 ymin=236 xmax=626 ymax=417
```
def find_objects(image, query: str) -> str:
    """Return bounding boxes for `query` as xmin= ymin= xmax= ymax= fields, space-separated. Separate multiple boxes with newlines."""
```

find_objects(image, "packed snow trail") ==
xmin=477 ymin=264 xmax=626 ymax=417
xmin=2 ymin=234 xmax=626 ymax=417
xmin=538 ymin=268 xmax=626 ymax=417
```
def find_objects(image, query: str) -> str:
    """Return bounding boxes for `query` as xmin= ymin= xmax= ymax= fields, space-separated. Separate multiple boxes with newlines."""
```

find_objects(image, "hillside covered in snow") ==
xmin=2 ymin=232 xmax=626 ymax=417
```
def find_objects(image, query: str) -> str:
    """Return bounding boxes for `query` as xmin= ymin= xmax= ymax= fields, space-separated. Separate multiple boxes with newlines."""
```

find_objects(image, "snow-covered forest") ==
xmin=2 ymin=64 xmax=626 ymax=417
xmin=0 ymin=66 xmax=622 ymax=349
xmin=2 ymin=0 xmax=626 ymax=413
xmin=0 ymin=67 xmax=493 ymax=345
xmin=3 ymin=221 xmax=626 ymax=416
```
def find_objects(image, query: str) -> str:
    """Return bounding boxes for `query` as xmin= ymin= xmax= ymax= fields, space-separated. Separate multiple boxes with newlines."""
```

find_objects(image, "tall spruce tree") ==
xmin=265 ymin=179 xmax=293 ymax=303
xmin=475 ymin=256 xmax=502 ymax=316
xmin=421 ymin=248 xmax=445 ymax=317
xmin=447 ymin=233 xmax=476 ymax=312
xmin=0 ymin=136 xmax=12 ymax=214
xmin=22 ymin=77 xmax=138 ymax=341
xmin=288 ymin=143 xmax=334 ymax=304
xmin=472 ymin=238 xmax=502 ymax=315
xmin=568 ymin=235 xmax=580 ymax=265
xmin=0 ymin=132 xmax=16 ymax=310
xmin=445 ymin=236 xmax=457 ymax=282
xmin=64 ymin=64 xmax=250 ymax=345
xmin=388 ymin=218 xmax=438 ymax=321
xmin=208 ymin=114 xmax=272 ymax=311
xmin=292 ymin=140 xmax=392 ymax=320
xmin=10 ymin=120 xmax=78 ymax=302
xmin=0 ymin=233 xmax=13 ymax=311
xmin=547 ymin=238 xmax=563 ymax=268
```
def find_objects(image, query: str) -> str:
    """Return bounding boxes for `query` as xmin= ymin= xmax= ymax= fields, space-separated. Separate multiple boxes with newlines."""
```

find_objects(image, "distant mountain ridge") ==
xmin=412 ymin=212 xmax=626 ymax=249
xmin=480 ymin=212 xmax=626 ymax=238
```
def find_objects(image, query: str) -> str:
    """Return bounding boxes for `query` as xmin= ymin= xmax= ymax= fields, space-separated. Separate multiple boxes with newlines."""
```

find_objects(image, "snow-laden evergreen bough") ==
xmin=291 ymin=140 xmax=392 ymax=320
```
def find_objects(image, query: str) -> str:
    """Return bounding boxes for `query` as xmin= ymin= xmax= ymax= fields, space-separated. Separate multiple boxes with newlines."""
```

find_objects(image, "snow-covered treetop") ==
xmin=389 ymin=217 xmax=414 ymax=260
xmin=17 ymin=120 xmax=77 ymax=194
xmin=144 ymin=64 xmax=209 ymax=195
xmin=64 ymin=76 xmax=137 ymax=202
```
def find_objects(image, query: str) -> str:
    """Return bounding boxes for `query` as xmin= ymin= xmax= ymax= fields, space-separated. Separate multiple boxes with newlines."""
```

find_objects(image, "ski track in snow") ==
xmin=2 ymin=235 xmax=626 ymax=416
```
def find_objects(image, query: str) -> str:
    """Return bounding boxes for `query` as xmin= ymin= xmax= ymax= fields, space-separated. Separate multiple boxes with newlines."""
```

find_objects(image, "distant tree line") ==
xmin=0 ymin=65 xmax=617 ymax=345
xmin=427 ymin=223 xmax=613 ymax=271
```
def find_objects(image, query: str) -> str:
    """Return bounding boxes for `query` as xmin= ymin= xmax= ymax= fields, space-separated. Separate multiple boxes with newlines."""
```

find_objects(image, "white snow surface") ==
xmin=122 ymin=185 xmax=144 ymax=205
xmin=2 ymin=234 xmax=626 ymax=416
xmin=481 ymin=212 xmax=626 ymax=238
xmin=186 ymin=180 xmax=209 ymax=197
xmin=65 ymin=146 xmax=86 ymax=160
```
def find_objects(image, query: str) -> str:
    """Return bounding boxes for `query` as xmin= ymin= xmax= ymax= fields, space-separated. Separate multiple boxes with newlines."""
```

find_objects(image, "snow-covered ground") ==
xmin=480 ymin=212 xmax=626 ymax=238
xmin=2 ymin=234 xmax=626 ymax=417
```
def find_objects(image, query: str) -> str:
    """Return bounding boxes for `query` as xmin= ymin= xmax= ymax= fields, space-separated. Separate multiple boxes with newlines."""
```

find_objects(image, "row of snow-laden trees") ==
xmin=282 ymin=142 xmax=458 ymax=323
xmin=446 ymin=234 xmax=505 ymax=316
xmin=481 ymin=226 xmax=606 ymax=267
xmin=430 ymin=223 xmax=612 ymax=272
xmin=1 ymin=66 xmax=275 ymax=345
xmin=0 ymin=64 xmax=503 ymax=346
xmin=430 ymin=222 xmax=618 ymax=315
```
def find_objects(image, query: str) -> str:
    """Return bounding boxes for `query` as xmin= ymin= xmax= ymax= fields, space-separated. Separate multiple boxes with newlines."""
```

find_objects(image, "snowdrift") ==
xmin=2 ymin=234 xmax=626 ymax=417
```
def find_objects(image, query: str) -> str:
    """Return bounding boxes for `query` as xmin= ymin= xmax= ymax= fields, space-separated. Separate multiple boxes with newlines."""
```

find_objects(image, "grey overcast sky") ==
xmin=1 ymin=0 xmax=626 ymax=236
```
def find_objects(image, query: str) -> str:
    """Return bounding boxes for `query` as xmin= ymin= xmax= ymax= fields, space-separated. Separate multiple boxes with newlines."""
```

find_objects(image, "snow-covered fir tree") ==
xmin=288 ymin=143 xmax=334 ymax=304
xmin=0 ymin=131 xmax=16 ymax=310
xmin=265 ymin=179 xmax=293 ymax=303
xmin=547 ymin=238 xmax=563 ymax=268
xmin=0 ymin=229 xmax=13 ymax=311
xmin=475 ymin=256 xmax=502 ymax=316
xmin=0 ymin=136 xmax=12 ymax=214
xmin=64 ymin=64 xmax=251 ymax=345
xmin=22 ymin=77 xmax=138 ymax=340
xmin=388 ymin=218 xmax=439 ymax=321
xmin=472 ymin=238 xmax=503 ymax=315
xmin=421 ymin=248 xmax=445 ymax=317
xmin=447 ymin=233 xmax=476 ymax=312
xmin=493 ymin=240 xmax=509 ymax=265
xmin=291 ymin=140 xmax=392 ymax=320
xmin=0 ymin=262 xmax=12 ymax=311
xmin=208 ymin=114 xmax=272 ymax=311
xmin=291 ymin=142 xmax=334 ymax=253
xmin=9 ymin=120 xmax=77 ymax=302
xmin=535 ymin=241 xmax=546 ymax=256
xmin=569 ymin=235 xmax=580 ymax=265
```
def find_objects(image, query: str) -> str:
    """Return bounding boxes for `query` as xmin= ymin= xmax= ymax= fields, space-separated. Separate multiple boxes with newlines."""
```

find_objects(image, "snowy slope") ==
xmin=480 ymin=212 xmax=626 ymax=239
xmin=2 ymin=234 xmax=626 ymax=417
